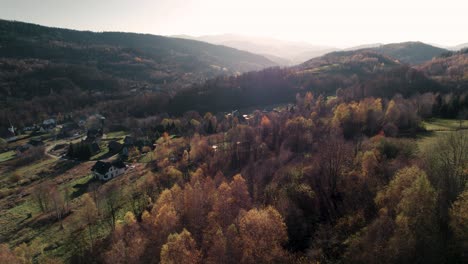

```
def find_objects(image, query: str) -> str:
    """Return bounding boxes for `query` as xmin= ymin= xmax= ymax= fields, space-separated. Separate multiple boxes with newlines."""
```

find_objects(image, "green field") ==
xmin=0 ymin=157 xmax=118 ymax=261
xmin=418 ymin=118 xmax=468 ymax=151
xmin=417 ymin=130 xmax=452 ymax=151
xmin=90 ymin=131 xmax=128 ymax=160
xmin=0 ymin=150 xmax=16 ymax=163
xmin=105 ymin=131 xmax=128 ymax=139
xmin=422 ymin=118 xmax=468 ymax=131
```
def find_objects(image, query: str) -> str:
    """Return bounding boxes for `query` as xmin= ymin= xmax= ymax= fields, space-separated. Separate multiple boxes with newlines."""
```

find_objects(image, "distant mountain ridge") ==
xmin=170 ymin=50 xmax=441 ymax=114
xmin=362 ymin=42 xmax=449 ymax=65
xmin=172 ymin=34 xmax=336 ymax=65
xmin=173 ymin=35 xmax=452 ymax=66
xmin=343 ymin=43 xmax=383 ymax=51
xmin=451 ymin=43 xmax=468 ymax=51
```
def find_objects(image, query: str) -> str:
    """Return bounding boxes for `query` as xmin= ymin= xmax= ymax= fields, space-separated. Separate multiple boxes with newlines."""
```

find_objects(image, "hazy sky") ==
xmin=1 ymin=0 xmax=467 ymax=48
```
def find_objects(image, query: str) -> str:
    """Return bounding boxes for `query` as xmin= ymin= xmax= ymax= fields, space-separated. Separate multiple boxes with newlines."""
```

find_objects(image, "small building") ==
xmin=6 ymin=136 xmax=18 ymax=143
xmin=59 ymin=122 xmax=80 ymax=138
xmin=87 ymin=129 xmax=103 ymax=139
xmin=78 ymin=120 xmax=86 ymax=127
xmin=121 ymin=146 xmax=129 ymax=157
xmin=42 ymin=119 xmax=56 ymax=130
xmin=135 ymin=138 xmax=153 ymax=150
xmin=23 ymin=125 xmax=37 ymax=131
xmin=84 ymin=129 xmax=103 ymax=144
xmin=91 ymin=160 xmax=127 ymax=181
xmin=123 ymin=136 xmax=134 ymax=146
xmin=29 ymin=138 xmax=44 ymax=146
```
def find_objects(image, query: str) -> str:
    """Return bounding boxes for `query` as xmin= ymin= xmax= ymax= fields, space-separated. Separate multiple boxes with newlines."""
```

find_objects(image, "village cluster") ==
xmin=1 ymin=107 xmax=285 ymax=184
xmin=1 ymin=114 xmax=147 ymax=182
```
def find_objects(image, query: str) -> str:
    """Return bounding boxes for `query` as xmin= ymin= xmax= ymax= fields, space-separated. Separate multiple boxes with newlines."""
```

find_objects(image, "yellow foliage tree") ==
xmin=237 ymin=206 xmax=288 ymax=264
xmin=450 ymin=189 xmax=468 ymax=254
xmin=160 ymin=229 xmax=201 ymax=264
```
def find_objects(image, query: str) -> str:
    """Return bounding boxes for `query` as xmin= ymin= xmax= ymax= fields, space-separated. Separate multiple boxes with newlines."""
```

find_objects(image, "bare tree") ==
xmin=49 ymin=186 xmax=66 ymax=229
xmin=99 ymin=183 xmax=122 ymax=231
xmin=31 ymin=182 xmax=52 ymax=213
xmin=76 ymin=194 xmax=99 ymax=250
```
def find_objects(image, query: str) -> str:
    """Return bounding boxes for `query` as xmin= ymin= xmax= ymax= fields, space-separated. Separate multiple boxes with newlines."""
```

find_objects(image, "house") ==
xmin=87 ymin=129 xmax=103 ymax=139
xmin=59 ymin=122 xmax=80 ymax=138
xmin=6 ymin=136 xmax=18 ymax=143
xmin=91 ymin=160 xmax=127 ymax=181
xmin=23 ymin=125 xmax=37 ymax=131
xmin=135 ymin=138 xmax=153 ymax=150
xmin=95 ymin=114 xmax=106 ymax=121
xmin=84 ymin=129 xmax=103 ymax=144
xmin=42 ymin=119 xmax=56 ymax=130
xmin=93 ymin=114 xmax=106 ymax=127
xmin=29 ymin=138 xmax=44 ymax=146
xmin=224 ymin=110 xmax=239 ymax=119
xmin=28 ymin=139 xmax=43 ymax=147
xmin=123 ymin=136 xmax=134 ymax=146
xmin=121 ymin=146 xmax=129 ymax=157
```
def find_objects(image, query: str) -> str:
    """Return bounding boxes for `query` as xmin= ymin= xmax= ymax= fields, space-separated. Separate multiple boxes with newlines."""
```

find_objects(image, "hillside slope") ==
xmin=0 ymin=20 xmax=278 ymax=134
xmin=365 ymin=42 xmax=448 ymax=65
xmin=170 ymin=50 xmax=441 ymax=114
xmin=0 ymin=20 xmax=276 ymax=99
xmin=417 ymin=49 xmax=468 ymax=90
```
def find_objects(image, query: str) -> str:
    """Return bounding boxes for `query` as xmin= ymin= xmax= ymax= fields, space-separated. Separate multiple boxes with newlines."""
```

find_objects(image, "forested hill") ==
xmin=0 ymin=21 xmax=459 ymax=134
xmin=417 ymin=49 xmax=468 ymax=81
xmin=299 ymin=50 xmax=400 ymax=69
xmin=0 ymin=19 xmax=276 ymax=99
xmin=170 ymin=50 xmax=442 ymax=114
xmin=363 ymin=42 xmax=448 ymax=65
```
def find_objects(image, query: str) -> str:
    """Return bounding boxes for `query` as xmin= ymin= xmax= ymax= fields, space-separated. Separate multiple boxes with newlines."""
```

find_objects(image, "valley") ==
xmin=0 ymin=16 xmax=467 ymax=264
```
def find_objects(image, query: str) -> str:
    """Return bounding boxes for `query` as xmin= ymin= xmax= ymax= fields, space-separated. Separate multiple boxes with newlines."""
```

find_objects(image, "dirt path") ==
xmin=44 ymin=143 xmax=61 ymax=159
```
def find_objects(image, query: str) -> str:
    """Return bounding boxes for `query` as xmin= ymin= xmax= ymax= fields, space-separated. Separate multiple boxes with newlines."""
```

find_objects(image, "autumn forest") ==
xmin=0 ymin=17 xmax=467 ymax=264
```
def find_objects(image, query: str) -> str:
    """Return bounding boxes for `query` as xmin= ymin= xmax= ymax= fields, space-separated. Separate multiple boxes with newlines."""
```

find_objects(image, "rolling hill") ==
xmin=0 ymin=20 xmax=276 ymax=99
xmin=173 ymin=35 xmax=450 ymax=67
xmin=0 ymin=20 xmax=460 ymax=135
xmin=417 ymin=49 xmax=468 ymax=89
xmin=364 ymin=42 xmax=449 ymax=65
xmin=0 ymin=20 xmax=278 ymax=135
xmin=170 ymin=50 xmax=442 ymax=114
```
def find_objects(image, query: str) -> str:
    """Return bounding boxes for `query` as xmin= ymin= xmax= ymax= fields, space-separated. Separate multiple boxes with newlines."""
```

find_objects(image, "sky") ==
xmin=0 ymin=0 xmax=467 ymax=48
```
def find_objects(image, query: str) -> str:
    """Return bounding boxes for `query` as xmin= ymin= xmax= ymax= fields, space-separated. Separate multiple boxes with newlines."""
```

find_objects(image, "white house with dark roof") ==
xmin=91 ymin=160 xmax=127 ymax=181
